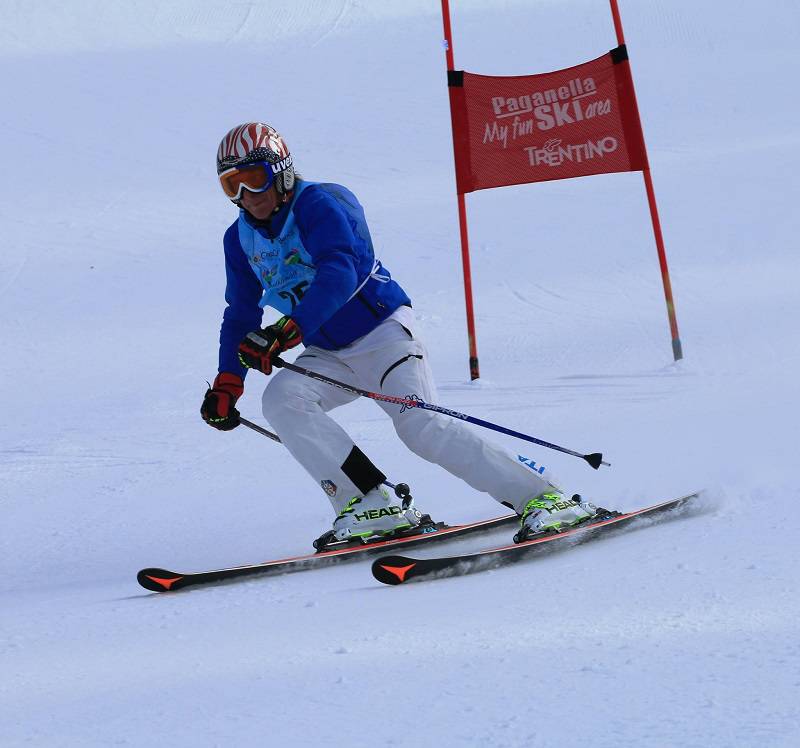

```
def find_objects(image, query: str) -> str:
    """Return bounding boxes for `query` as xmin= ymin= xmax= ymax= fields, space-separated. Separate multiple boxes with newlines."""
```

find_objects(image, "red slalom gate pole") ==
xmin=609 ymin=0 xmax=683 ymax=361
xmin=441 ymin=0 xmax=480 ymax=380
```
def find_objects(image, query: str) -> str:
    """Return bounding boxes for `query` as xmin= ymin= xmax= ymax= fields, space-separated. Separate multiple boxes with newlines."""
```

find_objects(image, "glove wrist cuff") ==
xmin=277 ymin=316 xmax=302 ymax=344
xmin=213 ymin=372 xmax=244 ymax=398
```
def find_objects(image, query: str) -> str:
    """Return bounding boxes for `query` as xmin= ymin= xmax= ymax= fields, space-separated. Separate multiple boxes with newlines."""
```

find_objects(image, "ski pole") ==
xmin=238 ymin=416 xmax=412 ymax=500
xmin=240 ymin=415 xmax=282 ymax=443
xmin=271 ymin=358 xmax=609 ymax=469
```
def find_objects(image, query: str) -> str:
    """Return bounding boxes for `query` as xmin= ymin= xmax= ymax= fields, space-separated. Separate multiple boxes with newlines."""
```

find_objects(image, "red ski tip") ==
xmin=145 ymin=575 xmax=183 ymax=590
xmin=379 ymin=563 xmax=416 ymax=583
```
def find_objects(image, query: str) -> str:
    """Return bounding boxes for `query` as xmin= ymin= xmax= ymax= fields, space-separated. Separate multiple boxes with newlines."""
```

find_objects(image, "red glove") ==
xmin=238 ymin=316 xmax=302 ymax=376
xmin=201 ymin=372 xmax=244 ymax=430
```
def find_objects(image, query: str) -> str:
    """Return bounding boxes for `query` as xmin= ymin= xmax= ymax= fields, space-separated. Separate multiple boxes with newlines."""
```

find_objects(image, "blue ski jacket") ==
xmin=218 ymin=180 xmax=411 ymax=377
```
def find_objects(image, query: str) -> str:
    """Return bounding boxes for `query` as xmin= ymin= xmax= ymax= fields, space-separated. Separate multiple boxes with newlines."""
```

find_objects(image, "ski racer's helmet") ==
xmin=216 ymin=122 xmax=295 ymax=202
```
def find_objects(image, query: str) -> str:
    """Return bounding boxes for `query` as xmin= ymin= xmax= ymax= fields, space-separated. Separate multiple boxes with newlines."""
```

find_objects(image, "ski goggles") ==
xmin=218 ymin=161 xmax=275 ymax=201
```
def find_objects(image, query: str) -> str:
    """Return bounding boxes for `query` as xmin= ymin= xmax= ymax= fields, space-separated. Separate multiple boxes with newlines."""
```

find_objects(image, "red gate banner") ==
xmin=448 ymin=46 xmax=648 ymax=194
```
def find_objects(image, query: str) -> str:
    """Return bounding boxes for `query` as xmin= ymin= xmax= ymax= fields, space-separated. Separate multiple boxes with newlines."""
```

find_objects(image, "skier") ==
xmin=201 ymin=122 xmax=599 ymax=545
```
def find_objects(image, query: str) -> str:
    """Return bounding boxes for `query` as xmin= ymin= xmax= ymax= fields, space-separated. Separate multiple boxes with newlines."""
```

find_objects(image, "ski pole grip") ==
xmin=272 ymin=356 xmax=286 ymax=369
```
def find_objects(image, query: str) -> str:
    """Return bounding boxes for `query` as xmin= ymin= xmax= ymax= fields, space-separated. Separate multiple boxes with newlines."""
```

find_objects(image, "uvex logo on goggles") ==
xmin=219 ymin=155 xmax=292 ymax=200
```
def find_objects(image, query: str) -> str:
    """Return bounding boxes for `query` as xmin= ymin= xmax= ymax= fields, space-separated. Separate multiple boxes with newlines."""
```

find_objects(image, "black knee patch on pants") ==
xmin=341 ymin=446 xmax=387 ymax=495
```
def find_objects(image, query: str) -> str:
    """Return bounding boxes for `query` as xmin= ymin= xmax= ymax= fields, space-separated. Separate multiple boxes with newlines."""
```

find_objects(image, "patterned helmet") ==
xmin=216 ymin=122 xmax=296 ymax=195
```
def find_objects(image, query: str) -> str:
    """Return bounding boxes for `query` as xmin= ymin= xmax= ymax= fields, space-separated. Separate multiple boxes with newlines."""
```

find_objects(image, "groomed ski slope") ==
xmin=1 ymin=1 xmax=798 ymax=746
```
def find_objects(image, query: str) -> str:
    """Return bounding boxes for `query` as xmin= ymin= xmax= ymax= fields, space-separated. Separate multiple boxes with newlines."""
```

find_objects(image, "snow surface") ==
xmin=2 ymin=1 xmax=799 ymax=746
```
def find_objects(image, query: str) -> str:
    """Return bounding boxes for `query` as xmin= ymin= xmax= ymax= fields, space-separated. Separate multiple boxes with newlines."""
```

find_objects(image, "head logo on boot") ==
xmin=354 ymin=506 xmax=403 ymax=522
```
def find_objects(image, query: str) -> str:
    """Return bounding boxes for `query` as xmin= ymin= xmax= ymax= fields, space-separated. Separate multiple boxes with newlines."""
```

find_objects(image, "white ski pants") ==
xmin=262 ymin=313 xmax=555 ymax=515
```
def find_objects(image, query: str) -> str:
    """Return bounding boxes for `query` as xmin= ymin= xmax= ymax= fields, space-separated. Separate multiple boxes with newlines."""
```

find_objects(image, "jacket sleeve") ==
xmin=289 ymin=188 xmax=362 ymax=339
xmin=219 ymin=221 xmax=264 ymax=378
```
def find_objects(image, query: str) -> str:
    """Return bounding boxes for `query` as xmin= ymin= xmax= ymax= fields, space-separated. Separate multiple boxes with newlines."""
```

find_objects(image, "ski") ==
xmin=137 ymin=512 xmax=517 ymax=592
xmin=371 ymin=492 xmax=700 ymax=585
